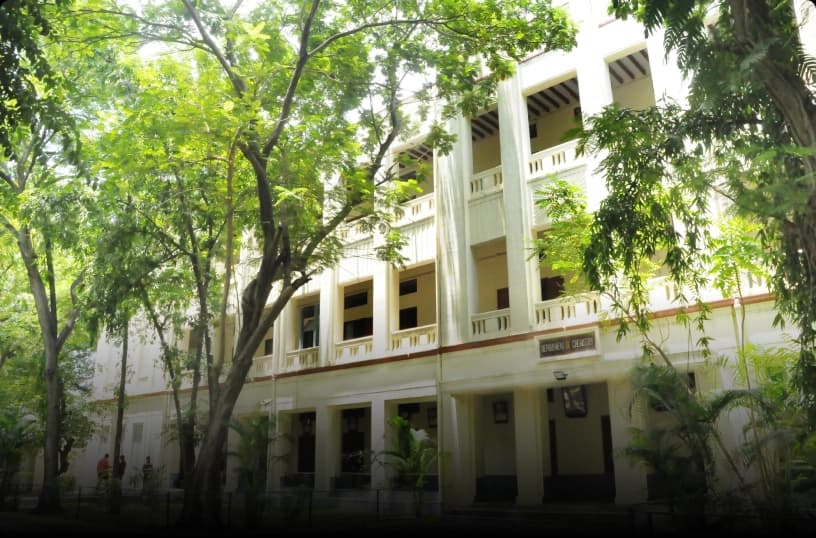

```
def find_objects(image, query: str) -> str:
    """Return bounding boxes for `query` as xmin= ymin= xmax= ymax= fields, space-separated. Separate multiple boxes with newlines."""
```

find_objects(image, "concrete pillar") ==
xmin=513 ymin=387 xmax=544 ymax=505
xmin=443 ymin=393 xmax=477 ymax=505
xmin=372 ymin=262 xmax=392 ymax=355
xmin=269 ymin=410 xmax=291 ymax=492
xmin=576 ymin=20 xmax=615 ymax=212
xmin=607 ymin=377 xmax=647 ymax=504
xmin=318 ymin=269 xmax=336 ymax=367
xmin=498 ymin=73 xmax=536 ymax=333
xmin=314 ymin=405 xmax=340 ymax=491
xmin=369 ymin=397 xmax=388 ymax=489
xmin=436 ymin=115 xmax=476 ymax=346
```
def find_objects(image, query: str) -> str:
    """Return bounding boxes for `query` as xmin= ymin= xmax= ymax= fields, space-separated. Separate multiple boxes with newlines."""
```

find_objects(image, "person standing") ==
xmin=117 ymin=454 xmax=127 ymax=479
xmin=96 ymin=453 xmax=111 ymax=480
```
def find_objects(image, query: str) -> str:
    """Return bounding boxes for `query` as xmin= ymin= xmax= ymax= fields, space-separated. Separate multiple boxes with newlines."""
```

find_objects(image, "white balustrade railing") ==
xmin=281 ymin=347 xmax=320 ymax=373
xmin=338 ymin=220 xmax=370 ymax=243
xmin=396 ymin=193 xmax=435 ymax=226
xmin=470 ymin=309 xmax=511 ymax=337
xmin=469 ymin=166 xmax=503 ymax=197
xmin=391 ymin=324 xmax=437 ymax=351
xmin=251 ymin=354 xmax=276 ymax=377
xmin=333 ymin=336 xmax=374 ymax=364
xmin=528 ymin=139 xmax=582 ymax=179
xmin=533 ymin=292 xmax=600 ymax=328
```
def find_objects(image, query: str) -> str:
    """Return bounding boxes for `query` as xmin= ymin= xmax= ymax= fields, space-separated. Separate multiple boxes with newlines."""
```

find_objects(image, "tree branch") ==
xmin=181 ymin=0 xmax=248 ymax=98
xmin=261 ymin=0 xmax=321 ymax=157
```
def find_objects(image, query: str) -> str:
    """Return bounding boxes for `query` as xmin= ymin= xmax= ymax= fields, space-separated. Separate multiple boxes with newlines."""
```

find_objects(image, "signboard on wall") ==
xmin=539 ymin=332 xmax=596 ymax=358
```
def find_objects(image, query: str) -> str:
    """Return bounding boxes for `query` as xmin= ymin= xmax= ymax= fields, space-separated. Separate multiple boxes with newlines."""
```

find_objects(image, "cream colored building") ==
xmin=64 ymin=0 xmax=815 ymax=514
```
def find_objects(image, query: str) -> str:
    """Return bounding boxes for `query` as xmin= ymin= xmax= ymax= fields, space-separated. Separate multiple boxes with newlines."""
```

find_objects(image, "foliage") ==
xmin=0 ymin=411 xmax=39 ymax=508
xmin=227 ymin=413 xmax=280 ymax=529
xmin=531 ymin=178 xmax=593 ymax=295
xmin=376 ymin=415 xmax=438 ymax=518
xmin=589 ymin=0 xmax=816 ymax=419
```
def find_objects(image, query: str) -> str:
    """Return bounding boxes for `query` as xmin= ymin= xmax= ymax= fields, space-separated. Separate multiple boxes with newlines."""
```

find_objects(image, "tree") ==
xmin=78 ymin=0 xmax=578 ymax=526
xmin=575 ymin=0 xmax=816 ymax=420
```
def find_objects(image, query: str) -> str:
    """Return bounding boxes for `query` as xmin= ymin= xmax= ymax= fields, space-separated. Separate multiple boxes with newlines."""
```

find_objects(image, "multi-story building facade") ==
xmin=58 ymin=0 xmax=815 ymax=514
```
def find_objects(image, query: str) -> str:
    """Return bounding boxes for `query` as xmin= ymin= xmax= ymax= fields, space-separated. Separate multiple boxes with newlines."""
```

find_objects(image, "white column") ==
xmin=369 ymin=397 xmax=387 ymax=489
xmin=318 ymin=269 xmax=336 ymax=367
xmin=436 ymin=115 xmax=476 ymax=346
xmin=314 ymin=404 xmax=340 ymax=492
xmin=576 ymin=22 xmax=615 ymax=213
xmin=513 ymin=387 xmax=544 ymax=505
xmin=268 ymin=409 xmax=291 ymax=492
xmin=498 ymin=73 xmax=535 ymax=332
xmin=443 ymin=393 xmax=477 ymax=505
xmin=371 ymin=262 xmax=391 ymax=356
xmin=607 ymin=377 xmax=648 ymax=504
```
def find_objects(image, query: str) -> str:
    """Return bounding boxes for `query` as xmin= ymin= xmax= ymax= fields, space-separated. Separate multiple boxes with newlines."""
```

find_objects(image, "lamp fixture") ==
xmin=553 ymin=370 xmax=568 ymax=381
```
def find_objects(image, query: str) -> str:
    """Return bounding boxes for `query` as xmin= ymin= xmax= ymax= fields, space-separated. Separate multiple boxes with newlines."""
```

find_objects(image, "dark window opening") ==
xmin=497 ymin=287 xmax=510 ymax=310
xmin=344 ymin=292 xmax=368 ymax=309
xmin=397 ymin=403 xmax=420 ymax=419
xmin=529 ymin=122 xmax=538 ymax=139
xmin=399 ymin=307 xmax=418 ymax=330
xmin=343 ymin=317 xmax=373 ymax=340
xmin=264 ymin=338 xmax=274 ymax=355
xmin=399 ymin=279 xmax=418 ymax=296
xmin=301 ymin=304 xmax=319 ymax=348
xmin=540 ymin=276 xmax=564 ymax=301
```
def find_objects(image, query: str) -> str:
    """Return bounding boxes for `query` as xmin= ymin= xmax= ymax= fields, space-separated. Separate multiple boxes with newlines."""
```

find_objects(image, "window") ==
xmin=399 ymin=279 xmax=417 ymax=296
xmin=343 ymin=317 xmax=373 ymax=340
xmin=497 ymin=287 xmax=510 ymax=309
xmin=263 ymin=338 xmax=274 ymax=355
xmin=399 ymin=307 xmax=418 ymax=330
xmin=344 ymin=292 xmax=368 ymax=309
xmin=562 ymin=385 xmax=588 ymax=418
xmin=301 ymin=304 xmax=319 ymax=348
xmin=397 ymin=403 xmax=420 ymax=419
xmin=540 ymin=276 xmax=564 ymax=301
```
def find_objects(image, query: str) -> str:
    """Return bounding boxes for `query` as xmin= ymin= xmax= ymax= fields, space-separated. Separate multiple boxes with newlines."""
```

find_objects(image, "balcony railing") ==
xmin=282 ymin=347 xmax=320 ymax=373
xmin=338 ymin=219 xmax=370 ymax=243
xmin=534 ymin=292 xmax=601 ymax=329
xmin=251 ymin=354 xmax=275 ymax=377
xmin=395 ymin=193 xmax=435 ymax=227
xmin=528 ymin=138 xmax=582 ymax=179
xmin=333 ymin=336 xmax=374 ymax=364
xmin=469 ymin=165 xmax=503 ymax=198
xmin=471 ymin=308 xmax=511 ymax=338
xmin=391 ymin=323 xmax=437 ymax=351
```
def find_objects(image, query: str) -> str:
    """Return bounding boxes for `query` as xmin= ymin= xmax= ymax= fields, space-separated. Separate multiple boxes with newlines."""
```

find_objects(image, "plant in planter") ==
xmin=377 ymin=416 xmax=437 ymax=518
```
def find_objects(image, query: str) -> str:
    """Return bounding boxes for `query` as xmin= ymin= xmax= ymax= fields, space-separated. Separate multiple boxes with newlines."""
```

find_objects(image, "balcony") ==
xmin=282 ymin=347 xmax=320 ymax=373
xmin=395 ymin=193 xmax=435 ymax=227
xmin=391 ymin=323 xmax=437 ymax=351
xmin=534 ymin=292 xmax=601 ymax=329
xmin=469 ymin=165 xmax=504 ymax=198
xmin=528 ymin=138 xmax=583 ymax=180
xmin=333 ymin=336 xmax=374 ymax=365
xmin=250 ymin=354 xmax=276 ymax=377
xmin=470 ymin=308 xmax=512 ymax=339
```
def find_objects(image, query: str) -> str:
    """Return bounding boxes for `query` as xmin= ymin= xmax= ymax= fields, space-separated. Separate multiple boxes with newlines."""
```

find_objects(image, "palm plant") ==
xmin=227 ymin=414 xmax=281 ymax=529
xmin=0 ymin=411 xmax=38 ymax=509
xmin=377 ymin=416 xmax=438 ymax=518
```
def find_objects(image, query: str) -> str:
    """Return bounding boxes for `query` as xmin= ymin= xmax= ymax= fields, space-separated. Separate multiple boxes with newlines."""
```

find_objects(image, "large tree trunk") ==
xmin=109 ymin=322 xmax=128 ymax=514
xmin=18 ymin=228 xmax=62 ymax=514
xmin=178 ymin=279 xmax=302 ymax=527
